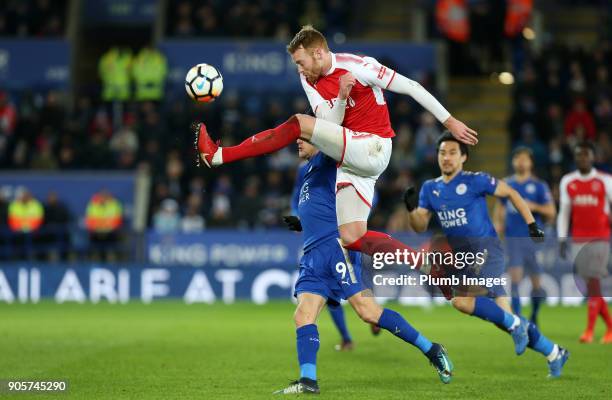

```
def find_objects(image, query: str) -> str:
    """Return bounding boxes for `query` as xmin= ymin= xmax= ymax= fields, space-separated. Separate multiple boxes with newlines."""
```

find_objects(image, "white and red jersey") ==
xmin=558 ymin=169 xmax=612 ymax=241
xmin=300 ymin=52 xmax=396 ymax=138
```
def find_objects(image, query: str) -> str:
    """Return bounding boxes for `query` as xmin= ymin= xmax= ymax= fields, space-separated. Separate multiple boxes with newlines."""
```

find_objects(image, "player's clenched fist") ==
xmin=338 ymin=72 xmax=356 ymax=100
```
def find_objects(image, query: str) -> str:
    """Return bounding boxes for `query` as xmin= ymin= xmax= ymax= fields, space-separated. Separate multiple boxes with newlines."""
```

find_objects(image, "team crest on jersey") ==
xmin=592 ymin=181 xmax=601 ymax=192
xmin=456 ymin=183 xmax=467 ymax=195
xmin=526 ymin=183 xmax=536 ymax=194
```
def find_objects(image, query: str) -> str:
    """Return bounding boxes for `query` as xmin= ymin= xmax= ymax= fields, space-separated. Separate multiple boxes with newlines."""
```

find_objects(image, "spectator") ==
xmin=564 ymin=98 xmax=596 ymax=141
xmin=153 ymin=198 xmax=181 ymax=234
xmin=43 ymin=191 xmax=71 ymax=260
xmin=0 ymin=91 xmax=17 ymax=164
xmin=85 ymin=190 xmax=122 ymax=261
xmin=99 ymin=47 xmax=133 ymax=102
xmin=8 ymin=188 xmax=44 ymax=233
xmin=8 ymin=188 xmax=44 ymax=259
xmin=181 ymin=194 xmax=205 ymax=233
xmin=235 ymin=177 xmax=263 ymax=229
xmin=413 ymin=112 xmax=441 ymax=173
xmin=132 ymin=46 xmax=168 ymax=102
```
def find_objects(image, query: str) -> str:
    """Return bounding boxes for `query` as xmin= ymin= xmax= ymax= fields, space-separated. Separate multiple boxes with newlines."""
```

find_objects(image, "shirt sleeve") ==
xmin=604 ymin=174 xmax=612 ymax=204
xmin=418 ymin=182 xmax=433 ymax=211
xmin=557 ymin=176 xmax=571 ymax=238
xmin=300 ymin=73 xmax=327 ymax=113
xmin=474 ymin=172 xmax=498 ymax=196
xmin=351 ymin=56 xmax=397 ymax=89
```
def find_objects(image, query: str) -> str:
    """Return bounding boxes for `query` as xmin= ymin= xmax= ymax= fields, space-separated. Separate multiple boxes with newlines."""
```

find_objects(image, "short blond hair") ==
xmin=286 ymin=25 xmax=329 ymax=54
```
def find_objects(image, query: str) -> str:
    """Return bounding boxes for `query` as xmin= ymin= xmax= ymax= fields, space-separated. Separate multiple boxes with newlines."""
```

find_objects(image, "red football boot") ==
xmin=193 ymin=122 xmax=219 ymax=168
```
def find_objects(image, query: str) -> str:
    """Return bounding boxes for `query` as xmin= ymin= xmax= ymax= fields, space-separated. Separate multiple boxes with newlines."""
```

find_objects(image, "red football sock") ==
xmin=586 ymin=296 xmax=600 ymax=333
xmin=221 ymin=116 xmax=301 ymax=163
xmin=343 ymin=230 xmax=422 ymax=269
xmin=597 ymin=297 xmax=612 ymax=329
xmin=585 ymin=279 xmax=603 ymax=332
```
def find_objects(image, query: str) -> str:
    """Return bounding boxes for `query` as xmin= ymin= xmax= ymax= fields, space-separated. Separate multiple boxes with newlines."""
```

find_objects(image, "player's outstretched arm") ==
xmin=528 ymin=200 xmax=556 ymax=223
xmin=494 ymin=180 xmax=544 ymax=241
xmin=492 ymin=200 xmax=506 ymax=237
xmin=386 ymin=73 xmax=478 ymax=145
xmin=556 ymin=177 xmax=571 ymax=258
xmin=403 ymin=186 xmax=431 ymax=233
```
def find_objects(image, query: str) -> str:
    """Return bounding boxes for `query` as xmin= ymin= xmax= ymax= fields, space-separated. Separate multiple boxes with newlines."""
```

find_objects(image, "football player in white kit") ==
xmin=195 ymin=25 xmax=477 ymax=267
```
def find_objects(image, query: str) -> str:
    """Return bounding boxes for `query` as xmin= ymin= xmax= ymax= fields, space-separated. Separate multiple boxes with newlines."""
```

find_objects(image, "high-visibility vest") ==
xmin=99 ymin=48 xmax=132 ymax=102
xmin=505 ymin=0 xmax=533 ymax=37
xmin=132 ymin=48 xmax=168 ymax=101
xmin=8 ymin=199 xmax=44 ymax=233
xmin=85 ymin=195 xmax=122 ymax=233
xmin=436 ymin=0 xmax=469 ymax=43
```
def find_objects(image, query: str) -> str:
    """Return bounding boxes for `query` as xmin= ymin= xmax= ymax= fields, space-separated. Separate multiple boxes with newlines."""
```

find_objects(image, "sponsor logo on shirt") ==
xmin=437 ymin=208 xmax=469 ymax=228
xmin=573 ymin=194 xmax=598 ymax=206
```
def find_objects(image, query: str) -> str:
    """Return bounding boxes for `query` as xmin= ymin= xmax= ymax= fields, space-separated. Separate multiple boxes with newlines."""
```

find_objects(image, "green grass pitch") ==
xmin=1 ymin=301 xmax=611 ymax=399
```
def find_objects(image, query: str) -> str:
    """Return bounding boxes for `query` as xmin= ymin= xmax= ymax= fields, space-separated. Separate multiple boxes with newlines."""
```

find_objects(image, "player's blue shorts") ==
xmin=294 ymin=237 xmax=364 ymax=306
xmin=505 ymin=238 xmax=542 ymax=274
xmin=451 ymin=240 xmax=507 ymax=297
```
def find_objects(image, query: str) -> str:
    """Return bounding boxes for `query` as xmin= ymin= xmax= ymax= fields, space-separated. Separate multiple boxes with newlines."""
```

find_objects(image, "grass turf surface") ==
xmin=0 ymin=301 xmax=610 ymax=399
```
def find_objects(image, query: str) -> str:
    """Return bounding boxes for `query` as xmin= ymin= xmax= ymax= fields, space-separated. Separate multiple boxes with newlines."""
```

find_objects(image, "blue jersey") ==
xmin=419 ymin=171 xmax=499 ymax=238
xmin=291 ymin=152 xmax=339 ymax=252
xmin=501 ymin=176 xmax=552 ymax=237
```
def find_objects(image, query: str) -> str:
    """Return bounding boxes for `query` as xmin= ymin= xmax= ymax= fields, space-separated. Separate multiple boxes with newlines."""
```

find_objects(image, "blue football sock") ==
xmin=530 ymin=287 xmax=545 ymax=325
xmin=296 ymin=324 xmax=319 ymax=381
xmin=511 ymin=283 xmax=521 ymax=316
xmin=377 ymin=308 xmax=433 ymax=353
xmin=328 ymin=305 xmax=352 ymax=342
xmin=526 ymin=320 xmax=554 ymax=357
xmin=472 ymin=297 xmax=516 ymax=330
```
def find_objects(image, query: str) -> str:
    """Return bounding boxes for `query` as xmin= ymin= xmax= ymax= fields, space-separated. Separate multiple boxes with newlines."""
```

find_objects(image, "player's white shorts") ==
xmin=311 ymin=118 xmax=392 ymax=207
xmin=571 ymin=240 xmax=610 ymax=278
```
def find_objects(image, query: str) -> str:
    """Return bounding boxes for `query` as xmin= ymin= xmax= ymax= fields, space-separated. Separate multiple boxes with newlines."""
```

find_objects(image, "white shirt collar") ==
xmin=578 ymin=168 xmax=597 ymax=180
xmin=324 ymin=52 xmax=336 ymax=76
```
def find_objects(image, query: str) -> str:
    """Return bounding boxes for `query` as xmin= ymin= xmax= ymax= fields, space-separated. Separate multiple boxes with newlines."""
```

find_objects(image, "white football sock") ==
xmin=211 ymin=149 xmax=223 ymax=166
xmin=546 ymin=344 xmax=559 ymax=362
xmin=510 ymin=315 xmax=521 ymax=331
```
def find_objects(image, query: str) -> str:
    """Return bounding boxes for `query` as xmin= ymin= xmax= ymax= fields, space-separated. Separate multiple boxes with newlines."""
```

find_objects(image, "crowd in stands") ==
xmin=1 ymin=42 xmax=610 ymax=246
xmin=509 ymin=40 xmax=612 ymax=200
xmin=0 ymin=0 xmax=610 ymax=261
xmin=166 ymin=0 xmax=351 ymax=40
xmin=0 ymin=69 xmax=443 ymax=241
xmin=0 ymin=0 xmax=67 ymax=37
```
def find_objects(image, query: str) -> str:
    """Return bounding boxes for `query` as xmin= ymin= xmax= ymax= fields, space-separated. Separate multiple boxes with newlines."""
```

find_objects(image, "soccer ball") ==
xmin=185 ymin=63 xmax=223 ymax=102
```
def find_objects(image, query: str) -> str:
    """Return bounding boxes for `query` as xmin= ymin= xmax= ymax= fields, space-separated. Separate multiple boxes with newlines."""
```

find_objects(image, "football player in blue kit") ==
xmin=404 ymin=132 xmax=569 ymax=378
xmin=288 ymin=154 xmax=382 ymax=353
xmin=493 ymin=147 xmax=556 ymax=326
xmin=274 ymin=139 xmax=454 ymax=395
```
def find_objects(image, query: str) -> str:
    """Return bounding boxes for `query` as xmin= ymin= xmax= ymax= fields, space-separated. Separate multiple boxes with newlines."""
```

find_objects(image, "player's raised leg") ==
xmin=327 ymin=304 xmax=354 ymax=351
xmin=508 ymin=266 xmax=523 ymax=316
xmin=348 ymin=291 xmax=454 ymax=384
xmin=274 ymin=292 xmax=325 ymax=395
xmin=194 ymin=114 xmax=316 ymax=167
xmin=495 ymin=297 xmax=569 ymax=377
xmin=529 ymin=274 xmax=546 ymax=327
xmin=451 ymin=296 xmax=529 ymax=355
